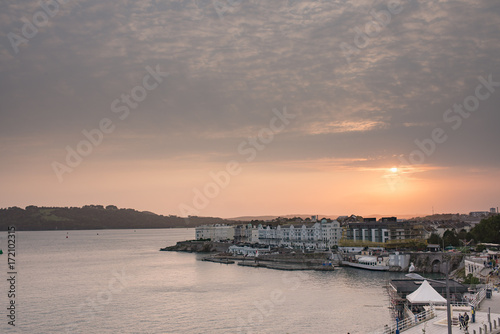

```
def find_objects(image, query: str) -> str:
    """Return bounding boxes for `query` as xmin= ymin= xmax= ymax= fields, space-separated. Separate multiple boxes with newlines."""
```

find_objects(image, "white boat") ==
xmin=343 ymin=256 xmax=390 ymax=271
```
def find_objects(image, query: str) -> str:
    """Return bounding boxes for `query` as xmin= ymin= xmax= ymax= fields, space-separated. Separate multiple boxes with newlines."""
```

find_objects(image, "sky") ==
xmin=1 ymin=0 xmax=499 ymax=218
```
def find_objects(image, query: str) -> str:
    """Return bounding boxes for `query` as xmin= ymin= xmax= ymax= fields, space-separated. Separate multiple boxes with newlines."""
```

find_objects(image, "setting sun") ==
xmin=390 ymin=167 xmax=398 ymax=173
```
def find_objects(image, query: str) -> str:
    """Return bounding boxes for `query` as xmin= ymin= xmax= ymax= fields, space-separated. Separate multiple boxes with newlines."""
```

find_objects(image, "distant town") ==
xmin=193 ymin=208 xmax=500 ymax=251
xmin=165 ymin=208 xmax=500 ymax=334
xmin=162 ymin=208 xmax=500 ymax=282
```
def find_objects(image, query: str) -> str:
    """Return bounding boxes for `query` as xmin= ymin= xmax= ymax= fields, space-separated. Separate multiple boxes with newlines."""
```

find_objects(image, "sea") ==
xmin=0 ymin=228 xmax=407 ymax=333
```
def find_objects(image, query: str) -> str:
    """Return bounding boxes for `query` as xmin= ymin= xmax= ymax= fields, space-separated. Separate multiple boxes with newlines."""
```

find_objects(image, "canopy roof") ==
xmin=406 ymin=280 xmax=447 ymax=304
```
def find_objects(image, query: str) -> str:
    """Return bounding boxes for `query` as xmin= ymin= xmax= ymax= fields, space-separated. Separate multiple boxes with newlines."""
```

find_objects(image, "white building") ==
xmin=257 ymin=220 xmax=341 ymax=249
xmin=465 ymin=255 xmax=490 ymax=279
xmin=195 ymin=224 xmax=234 ymax=241
xmin=465 ymin=248 xmax=499 ymax=280
xmin=228 ymin=245 xmax=270 ymax=256
xmin=233 ymin=224 xmax=260 ymax=243
xmin=251 ymin=228 xmax=259 ymax=243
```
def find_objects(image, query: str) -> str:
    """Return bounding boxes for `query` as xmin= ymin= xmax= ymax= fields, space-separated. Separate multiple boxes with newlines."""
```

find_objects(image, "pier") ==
xmin=200 ymin=253 xmax=336 ymax=271
xmin=201 ymin=257 xmax=235 ymax=264
xmin=238 ymin=260 xmax=334 ymax=271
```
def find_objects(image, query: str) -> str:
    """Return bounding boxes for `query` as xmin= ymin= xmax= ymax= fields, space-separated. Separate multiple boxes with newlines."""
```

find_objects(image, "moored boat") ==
xmin=342 ymin=256 xmax=390 ymax=271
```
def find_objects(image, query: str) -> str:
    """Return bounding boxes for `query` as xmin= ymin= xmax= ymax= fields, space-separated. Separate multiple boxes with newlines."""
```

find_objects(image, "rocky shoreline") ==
xmin=160 ymin=240 xmax=231 ymax=253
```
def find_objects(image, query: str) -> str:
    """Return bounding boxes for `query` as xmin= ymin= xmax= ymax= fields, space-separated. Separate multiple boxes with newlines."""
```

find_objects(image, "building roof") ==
xmin=406 ymin=280 xmax=447 ymax=304
xmin=390 ymin=279 xmax=467 ymax=298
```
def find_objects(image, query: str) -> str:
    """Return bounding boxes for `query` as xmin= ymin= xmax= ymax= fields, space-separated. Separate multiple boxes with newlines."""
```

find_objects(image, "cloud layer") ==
xmin=1 ymin=0 xmax=499 ymax=216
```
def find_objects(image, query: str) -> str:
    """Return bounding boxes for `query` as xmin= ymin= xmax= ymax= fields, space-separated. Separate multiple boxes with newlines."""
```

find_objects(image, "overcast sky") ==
xmin=1 ymin=0 xmax=499 ymax=218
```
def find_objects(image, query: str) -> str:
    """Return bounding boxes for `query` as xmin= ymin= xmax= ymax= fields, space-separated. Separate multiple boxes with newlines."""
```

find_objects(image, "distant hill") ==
xmin=229 ymin=213 xmax=421 ymax=221
xmin=229 ymin=214 xmax=338 ymax=221
xmin=0 ymin=205 xmax=231 ymax=231
xmin=409 ymin=213 xmax=463 ymax=221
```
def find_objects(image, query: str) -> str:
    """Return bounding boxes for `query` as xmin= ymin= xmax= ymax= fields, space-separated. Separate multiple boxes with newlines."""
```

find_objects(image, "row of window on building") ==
xmin=195 ymin=220 xmax=341 ymax=249
xmin=195 ymin=219 xmax=466 ymax=247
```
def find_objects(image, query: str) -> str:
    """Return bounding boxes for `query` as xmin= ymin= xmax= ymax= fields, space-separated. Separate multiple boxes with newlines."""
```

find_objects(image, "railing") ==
xmin=470 ymin=287 xmax=486 ymax=309
xmin=404 ymin=304 xmax=415 ymax=320
xmin=375 ymin=306 xmax=436 ymax=334
xmin=372 ymin=286 xmax=491 ymax=334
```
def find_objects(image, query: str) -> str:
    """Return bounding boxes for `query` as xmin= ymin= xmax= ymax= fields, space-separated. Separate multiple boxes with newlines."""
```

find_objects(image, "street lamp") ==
xmin=445 ymin=261 xmax=452 ymax=334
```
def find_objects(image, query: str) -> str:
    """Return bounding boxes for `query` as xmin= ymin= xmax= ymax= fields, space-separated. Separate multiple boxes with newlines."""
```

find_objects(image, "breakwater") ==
xmin=161 ymin=241 xmax=466 ymax=274
xmin=237 ymin=259 xmax=335 ymax=271
xmin=201 ymin=253 xmax=336 ymax=271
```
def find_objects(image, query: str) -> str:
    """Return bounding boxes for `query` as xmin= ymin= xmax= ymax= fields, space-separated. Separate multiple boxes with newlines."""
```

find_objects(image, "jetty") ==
xmin=198 ymin=252 xmax=336 ymax=271
xmin=201 ymin=257 xmax=235 ymax=264
xmin=238 ymin=260 xmax=334 ymax=271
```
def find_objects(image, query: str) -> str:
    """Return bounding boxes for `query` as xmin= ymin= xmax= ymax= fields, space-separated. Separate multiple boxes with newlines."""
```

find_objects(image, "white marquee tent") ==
xmin=406 ymin=280 xmax=447 ymax=304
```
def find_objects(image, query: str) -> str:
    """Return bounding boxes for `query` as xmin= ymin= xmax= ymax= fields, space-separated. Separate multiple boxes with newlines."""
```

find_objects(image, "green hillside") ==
xmin=0 ymin=205 xmax=230 ymax=231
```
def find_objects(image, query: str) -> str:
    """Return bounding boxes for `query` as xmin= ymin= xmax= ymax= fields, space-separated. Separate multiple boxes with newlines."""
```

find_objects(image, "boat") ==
xmin=342 ymin=255 xmax=390 ymax=271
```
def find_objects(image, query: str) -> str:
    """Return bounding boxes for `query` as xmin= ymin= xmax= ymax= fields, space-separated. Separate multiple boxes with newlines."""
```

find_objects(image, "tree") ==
xmin=470 ymin=215 xmax=500 ymax=244
xmin=457 ymin=229 xmax=468 ymax=241
xmin=427 ymin=233 xmax=442 ymax=245
xmin=443 ymin=229 xmax=459 ymax=247
xmin=463 ymin=274 xmax=480 ymax=285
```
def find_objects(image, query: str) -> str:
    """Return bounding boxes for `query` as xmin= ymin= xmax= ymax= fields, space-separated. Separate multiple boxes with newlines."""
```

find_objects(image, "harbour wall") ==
xmin=162 ymin=242 xmax=465 ymax=274
xmin=409 ymin=252 xmax=464 ymax=274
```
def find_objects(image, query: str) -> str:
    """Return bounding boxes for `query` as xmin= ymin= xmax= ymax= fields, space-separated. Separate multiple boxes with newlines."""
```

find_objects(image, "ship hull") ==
xmin=342 ymin=261 xmax=389 ymax=271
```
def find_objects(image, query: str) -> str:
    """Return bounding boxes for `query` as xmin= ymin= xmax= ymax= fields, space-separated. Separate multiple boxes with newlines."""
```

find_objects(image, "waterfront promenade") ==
xmin=403 ymin=290 xmax=500 ymax=334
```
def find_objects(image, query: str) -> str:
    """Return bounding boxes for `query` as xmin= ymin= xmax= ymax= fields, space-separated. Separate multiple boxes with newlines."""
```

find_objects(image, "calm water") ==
xmin=0 ymin=229 xmax=405 ymax=333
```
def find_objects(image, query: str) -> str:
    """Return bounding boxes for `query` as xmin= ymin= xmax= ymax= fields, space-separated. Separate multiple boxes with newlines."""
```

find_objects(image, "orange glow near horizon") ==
xmin=2 ymin=154 xmax=498 ymax=220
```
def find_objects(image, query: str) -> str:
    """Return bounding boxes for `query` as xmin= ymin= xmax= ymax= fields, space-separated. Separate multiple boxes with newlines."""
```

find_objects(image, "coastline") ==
xmin=162 ymin=240 xmax=337 ymax=271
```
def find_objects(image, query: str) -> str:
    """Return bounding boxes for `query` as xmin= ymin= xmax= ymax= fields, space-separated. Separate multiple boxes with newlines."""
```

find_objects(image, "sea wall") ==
xmin=409 ymin=252 xmax=464 ymax=274
xmin=258 ymin=252 xmax=334 ymax=263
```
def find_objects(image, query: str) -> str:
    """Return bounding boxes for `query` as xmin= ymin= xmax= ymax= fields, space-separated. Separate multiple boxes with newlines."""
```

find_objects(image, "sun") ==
xmin=390 ymin=167 xmax=398 ymax=173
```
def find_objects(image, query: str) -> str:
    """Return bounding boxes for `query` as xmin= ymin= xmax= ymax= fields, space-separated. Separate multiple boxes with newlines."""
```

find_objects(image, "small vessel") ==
xmin=343 ymin=256 xmax=390 ymax=271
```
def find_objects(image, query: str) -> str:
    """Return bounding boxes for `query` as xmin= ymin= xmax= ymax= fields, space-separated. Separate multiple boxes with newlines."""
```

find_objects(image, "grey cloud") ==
xmin=1 ymin=0 xmax=499 ymax=172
